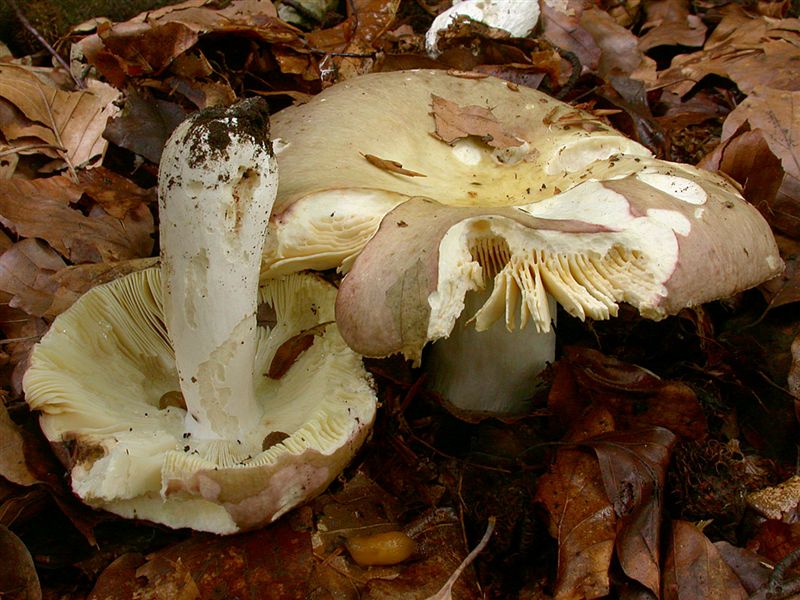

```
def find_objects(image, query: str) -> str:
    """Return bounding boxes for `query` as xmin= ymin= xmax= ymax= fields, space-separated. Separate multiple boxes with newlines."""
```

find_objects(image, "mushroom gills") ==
xmin=427 ymin=229 xmax=658 ymax=414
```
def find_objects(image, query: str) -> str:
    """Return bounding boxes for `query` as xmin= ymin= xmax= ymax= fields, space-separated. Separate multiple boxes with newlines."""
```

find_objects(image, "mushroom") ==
xmin=22 ymin=99 xmax=377 ymax=533
xmin=425 ymin=0 xmax=541 ymax=58
xmin=265 ymin=70 xmax=782 ymax=414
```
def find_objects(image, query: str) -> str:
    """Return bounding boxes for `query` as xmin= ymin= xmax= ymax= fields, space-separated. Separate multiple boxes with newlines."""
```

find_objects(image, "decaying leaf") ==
xmin=46 ymin=257 xmax=158 ymax=318
xmin=0 ymin=239 xmax=66 ymax=317
xmin=0 ymin=64 xmax=120 ymax=167
xmin=714 ymin=542 xmax=773 ymax=595
xmin=423 ymin=517 xmax=495 ymax=600
xmin=430 ymin=94 xmax=523 ymax=149
xmin=0 ymin=403 xmax=39 ymax=488
xmin=78 ymin=167 xmax=156 ymax=219
xmin=637 ymin=0 xmax=707 ymax=51
xmin=535 ymin=407 xmax=617 ymax=600
xmin=0 ymin=524 xmax=41 ymax=600
xmin=720 ymin=87 xmax=800 ymax=238
xmin=540 ymin=0 xmax=602 ymax=76
xmin=75 ymin=0 xmax=295 ymax=87
xmin=548 ymin=347 xmax=708 ymax=441
xmin=586 ymin=427 xmax=676 ymax=595
xmin=790 ymin=333 xmax=800 ymax=400
xmin=580 ymin=7 xmax=650 ymax=79
xmin=655 ymin=10 xmax=800 ymax=96
xmin=663 ymin=520 xmax=748 ymax=600
xmin=90 ymin=512 xmax=314 ymax=600
xmin=103 ymin=87 xmax=188 ymax=164
xmin=306 ymin=0 xmax=402 ymax=81
xmin=760 ymin=235 xmax=800 ymax=311
xmin=0 ymin=176 xmax=154 ymax=263
xmin=362 ymin=153 xmax=426 ymax=177
xmin=268 ymin=322 xmax=332 ymax=379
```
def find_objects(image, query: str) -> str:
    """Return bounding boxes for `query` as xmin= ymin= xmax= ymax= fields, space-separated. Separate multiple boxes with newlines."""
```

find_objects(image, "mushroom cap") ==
xmin=264 ymin=70 xmax=783 ymax=363
xmin=23 ymin=267 xmax=376 ymax=534
xmin=264 ymin=69 xmax=651 ymax=276
xmin=335 ymin=156 xmax=783 ymax=362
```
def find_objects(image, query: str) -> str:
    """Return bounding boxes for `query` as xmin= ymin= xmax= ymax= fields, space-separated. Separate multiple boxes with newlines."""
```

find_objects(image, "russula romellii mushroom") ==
xmin=22 ymin=99 xmax=377 ymax=533
xmin=425 ymin=0 xmax=540 ymax=58
xmin=265 ymin=69 xmax=782 ymax=414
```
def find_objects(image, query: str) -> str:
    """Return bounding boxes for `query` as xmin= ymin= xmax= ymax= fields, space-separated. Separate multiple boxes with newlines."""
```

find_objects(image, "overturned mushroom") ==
xmin=22 ymin=99 xmax=377 ymax=533
xmin=266 ymin=70 xmax=782 ymax=414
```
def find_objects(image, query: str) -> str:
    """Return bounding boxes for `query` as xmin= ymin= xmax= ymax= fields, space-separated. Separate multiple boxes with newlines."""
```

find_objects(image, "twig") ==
xmin=0 ymin=143 xmax=67 ymax=157
xmin=5 ymin=0 xmax=85 ymax=90
xmin=750 ymin=545 xmax=800 ymax=600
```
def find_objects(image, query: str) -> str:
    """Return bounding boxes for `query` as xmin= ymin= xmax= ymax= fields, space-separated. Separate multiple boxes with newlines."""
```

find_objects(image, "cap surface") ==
xmin=264 ymin=69 xmax=651 ymax=276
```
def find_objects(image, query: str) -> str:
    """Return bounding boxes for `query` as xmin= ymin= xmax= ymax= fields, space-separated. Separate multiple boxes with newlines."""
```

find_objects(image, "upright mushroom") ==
xmin=23 ymin=99 xmax=377 ymax=533
xmin=264 ymin=70 xmax=782 ymax=414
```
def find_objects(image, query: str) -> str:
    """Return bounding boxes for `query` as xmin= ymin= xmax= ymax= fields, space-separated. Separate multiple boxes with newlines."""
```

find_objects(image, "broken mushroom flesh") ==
xmin=266 ymin=70 xmax=782 ymax=414
xmin=22 ymin=100 xmax=377 ymax=533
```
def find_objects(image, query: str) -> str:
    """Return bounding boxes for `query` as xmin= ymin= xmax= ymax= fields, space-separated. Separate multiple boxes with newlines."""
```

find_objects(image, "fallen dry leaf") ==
xmin=746 ymin=520 xmax=800 ymax=570
xmin=90 ymin=511 xmax=313 ymax=600
xmin=102 ymin=87 xmax=188 ymax=164
xmin=540 ymin=0 xmax=602 ymax=76
xmin=715 ymin=541 xmax=773 ymax=595
xmin=638 ymin=0 xmax=707 ymax=51
xmin=0 ymin=524 xmax=41 ymax=600
xmin=720 ymin=87 xmax=800 ymax=238
xmin=0 ymin=64 xmax=120 ymax=168
xmin=663 ymin=520 xmax=748 ymax=600
xmin=76 ymin=0 xmax=295 ymax=88
xmin=654 ymin=10 xmax=800 ymax=96
xmin=0 ymin=239 xmax=66 ymax=317
xmin=699 ymin=128 xmax=786 ymax=233
xmin=580 ymin=7 xmax=650 ymax=79
xmin=307 ymin=0 xmax=402 ymax=81
xmin=430 ymin=94 xmax=523 ymax=149
xmin=759 ymin=235 xmax=800 ymax=311
xmin=0 ymin=403 xmax=39 ymax=488
xmin=548 ymin=347 xmax=708 ymax=441
xmin=46 ymin=257 xmax=158 ymax=318
xmin=535 ymin=406 xmax=617 ymax=600
xmin=78 ymin=167 xmax=156 ymax=219
xmin=587 ymin=427 xmax=676 ymax=595
xmin=424 ymin=517 xmax=495 ymax=600
xmin=362 ymin=153 xmax=426 ymax=177
xmin=0 ymin=176 xmax=154 ymax=263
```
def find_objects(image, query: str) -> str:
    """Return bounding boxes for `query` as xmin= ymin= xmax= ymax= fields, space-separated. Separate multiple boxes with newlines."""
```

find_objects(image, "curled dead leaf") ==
xmin=663 ymin=520 xmax=748 ymax=600
xmin=362 ymin=153 xmax=426 ymax=177
xmin=0 ymin=524 xmax=41 ymax=600
xmin=430 ymin=94 xmax=523 ymax=149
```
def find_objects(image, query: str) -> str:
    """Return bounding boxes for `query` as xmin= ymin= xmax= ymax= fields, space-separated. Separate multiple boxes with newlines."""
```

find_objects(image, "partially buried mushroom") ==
xmin=22 ymin=99 xmax=377 ymax=533
xmin=265 ymin=69 xmax=782 ymax=414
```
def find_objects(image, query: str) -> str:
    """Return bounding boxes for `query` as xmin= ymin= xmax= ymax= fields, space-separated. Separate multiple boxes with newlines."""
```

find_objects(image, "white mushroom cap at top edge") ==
xmin=425 ymin=0 xmax=541 ymax=57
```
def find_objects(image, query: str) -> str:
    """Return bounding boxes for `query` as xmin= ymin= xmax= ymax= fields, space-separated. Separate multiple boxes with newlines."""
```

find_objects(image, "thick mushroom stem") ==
xmin=158 ymin=99 xmax=277 ymax=441
xmin=426 ymin=289 xmax=556 ymax=414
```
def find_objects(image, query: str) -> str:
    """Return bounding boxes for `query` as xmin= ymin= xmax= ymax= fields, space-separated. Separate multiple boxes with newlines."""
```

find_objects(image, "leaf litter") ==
xmin=0 ymin=0 xmax=800 ymax=598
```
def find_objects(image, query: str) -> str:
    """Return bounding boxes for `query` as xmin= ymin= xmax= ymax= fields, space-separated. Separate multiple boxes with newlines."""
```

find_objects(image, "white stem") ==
xmin=426 ymin=290 xmax=556 ymax=414
xmin=158 ymin=100 xmax=277 ymax=440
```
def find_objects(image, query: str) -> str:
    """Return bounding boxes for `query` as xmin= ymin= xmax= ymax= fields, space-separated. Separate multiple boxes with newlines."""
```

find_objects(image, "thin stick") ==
xmin=5 ymin=0 xmax=85 ymax=90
